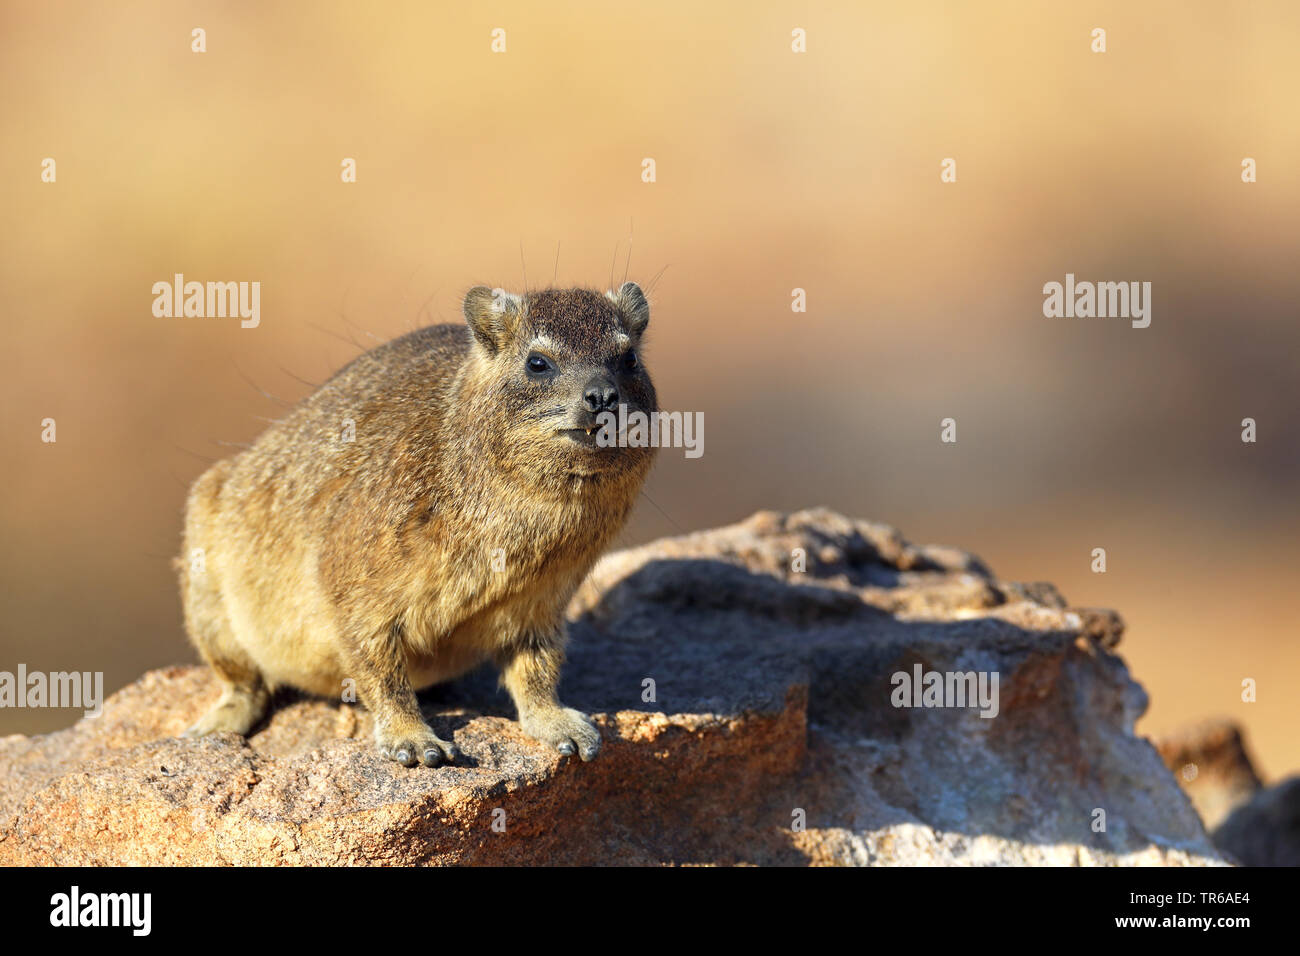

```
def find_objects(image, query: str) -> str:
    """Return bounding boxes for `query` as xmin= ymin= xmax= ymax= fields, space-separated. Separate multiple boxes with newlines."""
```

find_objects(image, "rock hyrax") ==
xmin=178 ymin=283 xmax=657 ymax=766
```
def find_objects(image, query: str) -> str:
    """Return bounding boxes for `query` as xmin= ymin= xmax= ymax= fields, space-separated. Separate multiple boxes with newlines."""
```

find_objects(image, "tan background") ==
xmin=2 ymin=2 xmax=1297 ymax=777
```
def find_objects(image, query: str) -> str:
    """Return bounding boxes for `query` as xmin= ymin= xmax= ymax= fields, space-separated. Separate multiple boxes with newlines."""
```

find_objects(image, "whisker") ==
xmin=233 ymin=360 xmax=294 ymax=408
xmin=416 ymin=287 xmax=440 ymax=327
xmin=277 ymin=365 xmax=322 ymax=388
xmin=315 ymin=319 xmax=366 ymax=351
xmin=338 ymin=314 xmax=384 ymax=343
xmin=639 ymin=485 xmax=687 ymax=535
xmin=622 ymin=217 xmax=633 ymax=286
xmin=645 ymin=263 xmax=670 ymax=295
xmin=167 ymin=441 xmax=216 ymax=464
xmin=526 ymin=406 xmax=567 ymax=420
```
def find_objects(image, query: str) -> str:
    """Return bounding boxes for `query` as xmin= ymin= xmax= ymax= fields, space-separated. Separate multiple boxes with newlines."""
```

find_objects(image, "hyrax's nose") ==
xmin=582 ymin=375 xmax=620 ymax=413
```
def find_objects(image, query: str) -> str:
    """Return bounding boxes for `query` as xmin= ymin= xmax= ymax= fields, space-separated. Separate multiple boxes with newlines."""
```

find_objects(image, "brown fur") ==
xmin=178 ymin=283 xmax=657 ymax=766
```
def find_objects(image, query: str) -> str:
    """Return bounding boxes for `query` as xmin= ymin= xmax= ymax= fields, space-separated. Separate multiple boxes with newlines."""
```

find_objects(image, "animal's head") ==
xmin=460 ymin=282 xmax=658 ymax=483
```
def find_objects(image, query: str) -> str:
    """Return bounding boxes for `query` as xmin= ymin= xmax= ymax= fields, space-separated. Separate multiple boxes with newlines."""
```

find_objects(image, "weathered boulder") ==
xmin=1154 ymin=718 xmax=1263 ymax=831
xmin=1156 ymin=717 xmax=1300 ymax=866
xmin=0 ymin=509 xmax=1223 ymax=865
xmin=1214 ymin=776 xmax=1300 ymax=867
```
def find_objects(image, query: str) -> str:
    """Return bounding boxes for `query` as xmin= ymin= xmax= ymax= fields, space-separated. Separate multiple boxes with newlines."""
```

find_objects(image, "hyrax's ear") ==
xmin=463 ymin=286 xmax=523 ymax=354
xmin=606 ymin=281 xmax=650 ymax=336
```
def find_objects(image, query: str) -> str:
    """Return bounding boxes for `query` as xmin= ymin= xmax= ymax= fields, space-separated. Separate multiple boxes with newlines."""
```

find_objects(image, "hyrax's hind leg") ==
xmin=186 ymin=666 xmax=268 ymax=737
xmin=184 ymin=617 xmax=269 ymax=737
xmin=178 ymin=468 xmax=269 ymax=738
xmin=188 ymin=688 xmax=267 ymax=737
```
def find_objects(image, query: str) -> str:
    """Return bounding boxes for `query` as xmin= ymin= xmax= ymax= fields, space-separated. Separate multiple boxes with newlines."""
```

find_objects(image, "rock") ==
xmin=1213 ymin=777 xmax=1300 ymax=866
xmin=0 ymin=508 xmax=1223 ymax=865
xmin=1155 ymin=718 xmax=1300 ymax=866
xmin=1154 ymin=718 xmax=1263 ymax=831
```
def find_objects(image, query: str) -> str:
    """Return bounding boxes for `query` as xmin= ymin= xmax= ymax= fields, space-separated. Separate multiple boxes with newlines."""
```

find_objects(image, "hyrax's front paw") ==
xmin=521 ymin=706 xmax=601 ymax=762
xmin=375 ymin=719 xmax=459 ymax=768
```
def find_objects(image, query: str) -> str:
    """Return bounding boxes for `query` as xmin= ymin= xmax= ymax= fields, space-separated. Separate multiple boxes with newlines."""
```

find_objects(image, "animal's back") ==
xmin=229 ymin=322 xmax=471 ymax=507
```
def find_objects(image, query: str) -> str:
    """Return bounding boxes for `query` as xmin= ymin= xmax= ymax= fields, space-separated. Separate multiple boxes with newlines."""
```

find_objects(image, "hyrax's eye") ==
xmin=622 ymin=350 xmax=638 ymax=372
xmin=526 ymin=354 xmax=553 ymax=375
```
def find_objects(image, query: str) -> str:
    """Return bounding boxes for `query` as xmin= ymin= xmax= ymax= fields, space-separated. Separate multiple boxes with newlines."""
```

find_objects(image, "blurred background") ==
xmin=2 ymin=2 xmax=1297 ymax=777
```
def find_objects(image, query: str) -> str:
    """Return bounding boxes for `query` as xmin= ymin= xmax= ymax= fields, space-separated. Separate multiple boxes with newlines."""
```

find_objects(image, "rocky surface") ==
xmin=1155 ymin=718 xmax=1262 ymax=831
xmin=1156 ymin=718 xmax=1299 ymax=866
xmin=0 ymin=508 xmax=1224 ymax=865
xmin=1214 ymin=776 xmax=1300 ymax=867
